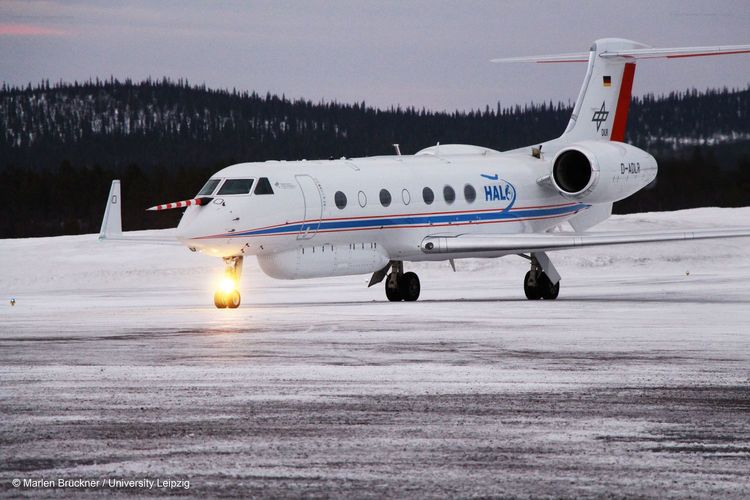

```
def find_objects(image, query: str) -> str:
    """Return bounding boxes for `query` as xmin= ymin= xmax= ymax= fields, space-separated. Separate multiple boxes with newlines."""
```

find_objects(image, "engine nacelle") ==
xmin=549 ymin=141 xmax=657 ymax=204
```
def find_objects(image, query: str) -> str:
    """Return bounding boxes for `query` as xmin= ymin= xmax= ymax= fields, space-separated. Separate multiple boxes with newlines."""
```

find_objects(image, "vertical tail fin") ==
xmin=560 ymin=39 xmax=644 ymax=142
xmin=492 ymin=39 xmax=750 ymax=149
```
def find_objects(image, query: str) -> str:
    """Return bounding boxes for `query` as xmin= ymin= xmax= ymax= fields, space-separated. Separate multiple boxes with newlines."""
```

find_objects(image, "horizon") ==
xmin=3 ymin=76 xmax=748 ymax=115
xmin=2 ymin=1 xmax=750 ymax=112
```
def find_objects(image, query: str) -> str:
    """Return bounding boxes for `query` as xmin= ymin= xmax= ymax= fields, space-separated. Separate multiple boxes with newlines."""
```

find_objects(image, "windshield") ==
xmin=197 ymin=179 xmax=220 ymax=196
xmin=217 ymin=178 xmax=255 ymax=195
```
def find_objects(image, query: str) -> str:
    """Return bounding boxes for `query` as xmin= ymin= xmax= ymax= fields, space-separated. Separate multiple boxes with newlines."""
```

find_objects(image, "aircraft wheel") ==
xmin=226 ymin=290 xmax=241 ymax=309
xmin=523 ymin=271 xmax=542 ymax=300
xmin=539 ymin=274 xmax=560 ymax=300
xmin=399 ymin=272 xmax=421 ymax=302
xmin=214 ymin=291 xmax=227 ymax=308
xmin=385 ymin=273 xmax=402 ymax=302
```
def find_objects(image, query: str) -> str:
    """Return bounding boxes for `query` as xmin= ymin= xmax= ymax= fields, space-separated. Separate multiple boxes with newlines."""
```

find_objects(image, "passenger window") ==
xmin=380 ymin=189 xmax=391 ymax=207
xmin=217 ymin=179 xmax=254 ymax=195
xmin=358 ymin=191 xmax=367 ymax=207
xmin=422 ymin=187 xmax=434 ymax=205
xmin=197 ymin=179 xmax=220 ymax=196
xmin=254 ymin=177 xmax=274 ymax=195
xmin=464 ymin=184 xmax=476 ymax=203
xmin=402 ymin=189 xmax=411 ymax=205
xmin=335 ymin=191 xmax=347 ymax=209
xmin=443 ymin=185 xmax=455 ymax=204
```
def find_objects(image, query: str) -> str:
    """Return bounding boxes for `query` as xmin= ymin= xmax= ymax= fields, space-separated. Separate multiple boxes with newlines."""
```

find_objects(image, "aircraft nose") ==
xmin=175 ymin=206 xmax=204 ymax=241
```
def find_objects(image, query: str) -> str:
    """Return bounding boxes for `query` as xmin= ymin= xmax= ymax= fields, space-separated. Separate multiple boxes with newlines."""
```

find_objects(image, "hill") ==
xmin=1 ymin=80 xmax=749 ymax=237
xmin=3 ymin=79 xmax=749 ymax=169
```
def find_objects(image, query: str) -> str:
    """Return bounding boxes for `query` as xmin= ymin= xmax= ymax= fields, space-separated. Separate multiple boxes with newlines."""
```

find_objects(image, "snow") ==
xmin=1 ymin=207 xmax=750 ymax=497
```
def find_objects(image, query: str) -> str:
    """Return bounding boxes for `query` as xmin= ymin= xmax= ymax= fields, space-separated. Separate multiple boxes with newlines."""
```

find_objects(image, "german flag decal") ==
xmin=603 ymin=75 xmax=612 ymax=87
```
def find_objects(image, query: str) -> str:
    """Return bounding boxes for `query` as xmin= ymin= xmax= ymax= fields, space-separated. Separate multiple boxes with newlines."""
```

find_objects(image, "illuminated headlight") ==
xmin=219 ymin=277 xmax=237 ymax=293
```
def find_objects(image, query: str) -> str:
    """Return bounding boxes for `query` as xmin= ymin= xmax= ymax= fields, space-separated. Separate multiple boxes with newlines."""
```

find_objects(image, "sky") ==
xmin=1 ymin=0 xmax=750 ymax=111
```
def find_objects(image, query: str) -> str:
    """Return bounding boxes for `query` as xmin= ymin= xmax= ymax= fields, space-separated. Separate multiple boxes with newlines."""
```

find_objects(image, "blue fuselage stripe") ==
xmin=224 ymin=203 xmax=588 ymax=238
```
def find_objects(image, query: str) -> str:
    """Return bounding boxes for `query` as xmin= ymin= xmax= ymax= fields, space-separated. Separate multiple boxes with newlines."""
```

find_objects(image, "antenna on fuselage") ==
xmin=392 ymin=144 xmax=402 ymax=156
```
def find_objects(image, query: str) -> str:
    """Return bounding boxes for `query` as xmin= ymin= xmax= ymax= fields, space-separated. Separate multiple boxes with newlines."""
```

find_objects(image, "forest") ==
xmin=1 ymin=79 xmax=749 ymax=238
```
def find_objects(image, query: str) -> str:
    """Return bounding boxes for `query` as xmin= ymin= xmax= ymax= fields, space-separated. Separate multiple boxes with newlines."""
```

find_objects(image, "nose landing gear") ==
xmin=214 ymin=256 xmax=243 ymax=309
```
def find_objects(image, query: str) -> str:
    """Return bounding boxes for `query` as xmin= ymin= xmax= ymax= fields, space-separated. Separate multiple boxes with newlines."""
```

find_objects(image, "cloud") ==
xmin=0 ymin=23 xmax=69 ymax=37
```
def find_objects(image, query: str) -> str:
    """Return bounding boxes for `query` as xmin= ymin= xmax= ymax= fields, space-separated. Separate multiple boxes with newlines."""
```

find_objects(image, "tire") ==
xmin=540 ymin=274 xmax=560 ymax=300
xmin=385 ymin=273 xmax=402 ymax=301
xmin=226 ymin=290 xmax=241 ymax=308
xmin=214 ymin=291 xmax=227 ymax=308
xmin=399 ymin=272 xmax=421 ymax=302
xmin=524 ymin=271 xmax=542 ymax=300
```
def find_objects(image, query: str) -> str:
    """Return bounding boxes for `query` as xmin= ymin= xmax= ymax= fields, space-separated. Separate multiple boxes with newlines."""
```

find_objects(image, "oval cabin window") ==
xmin=443 ymin=185 xmax=456 ymax=204
xmin=380 ymin=189 xmax=392 ymax=207
xmin=334 ymin=191 xmax=347 ymax=209
xmin=464 ymin=184 xmax=476 ymax=203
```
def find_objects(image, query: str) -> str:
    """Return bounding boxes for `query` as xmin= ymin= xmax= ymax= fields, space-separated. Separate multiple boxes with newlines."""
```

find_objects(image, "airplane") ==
xmin=99 ymin=38 xmax=750 ymax=308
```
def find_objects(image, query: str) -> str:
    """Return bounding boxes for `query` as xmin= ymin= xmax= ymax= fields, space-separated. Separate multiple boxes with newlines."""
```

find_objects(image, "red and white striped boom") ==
xmin=147 ymin=197 xmax=209 ymax=211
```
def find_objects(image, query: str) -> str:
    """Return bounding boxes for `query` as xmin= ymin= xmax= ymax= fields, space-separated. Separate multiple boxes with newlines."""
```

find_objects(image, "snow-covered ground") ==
xmin=1 ymin=207 xmax=750 ymax=498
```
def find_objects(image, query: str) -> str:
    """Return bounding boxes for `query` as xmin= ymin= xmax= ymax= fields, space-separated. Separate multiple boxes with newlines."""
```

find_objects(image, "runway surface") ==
xmin=2 ymin=207 xmax=750 ymax=497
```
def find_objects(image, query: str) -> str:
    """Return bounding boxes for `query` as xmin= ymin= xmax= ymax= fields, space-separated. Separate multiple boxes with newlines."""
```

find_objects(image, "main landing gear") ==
xmin=370 ymin=255 xmax=560 ymax=302
xmin=369 ymin=261 xmax=421 ymax=302
xmin=214 ymin=256 xmax=243 ymax=309
xmin=523 ymin=253 xmax=559 ymax=300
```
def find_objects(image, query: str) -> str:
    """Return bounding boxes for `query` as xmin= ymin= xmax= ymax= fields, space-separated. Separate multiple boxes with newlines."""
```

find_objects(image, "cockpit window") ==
xmin=217 ymin=178 xmax=254 ymax=195
xmin=197 ymin=179 xmax=220 ymax=196
xmin=254 ymin=177 xmax=274 ymax=195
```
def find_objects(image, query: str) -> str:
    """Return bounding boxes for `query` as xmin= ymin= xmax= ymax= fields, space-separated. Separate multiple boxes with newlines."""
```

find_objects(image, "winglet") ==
xmin=99 ymin=180 xmax=122 ymax=240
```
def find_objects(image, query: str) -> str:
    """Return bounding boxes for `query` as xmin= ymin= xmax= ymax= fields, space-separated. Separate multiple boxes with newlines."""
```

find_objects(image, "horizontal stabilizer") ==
xmin=491 ymin=52 xmax=590 ymax=64
xmin=492 ymin=44 xmax=750 ymax=64
xmin=600 ymin=44 xmax=750 ymax=60
xmin=422 ymin=228 xmax=750 ymax=254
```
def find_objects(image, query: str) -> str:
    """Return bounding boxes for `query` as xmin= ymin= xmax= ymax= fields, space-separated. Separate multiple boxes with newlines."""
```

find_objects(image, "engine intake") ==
xmin=548 ymin=141 xmax=657 ymax=204
xmin=553 ymin=149 xmax=594 ymax=195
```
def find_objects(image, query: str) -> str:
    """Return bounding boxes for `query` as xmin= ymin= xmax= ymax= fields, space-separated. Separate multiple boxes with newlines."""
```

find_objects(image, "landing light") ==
xmin=219 ymin=277 xmax=237 ymax=293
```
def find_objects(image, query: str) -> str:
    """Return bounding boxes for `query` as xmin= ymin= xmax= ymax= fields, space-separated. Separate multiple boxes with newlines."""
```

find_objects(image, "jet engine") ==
xmin=548 ymin=140 xmax=657 ymax=204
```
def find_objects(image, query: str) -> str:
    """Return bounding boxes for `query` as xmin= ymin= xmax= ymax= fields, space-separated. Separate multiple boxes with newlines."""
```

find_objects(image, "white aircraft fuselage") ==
xmin=176 ymin=145 xmax=656 ymax=279
xmin=99 ymin=38 xmax=750 ymax=307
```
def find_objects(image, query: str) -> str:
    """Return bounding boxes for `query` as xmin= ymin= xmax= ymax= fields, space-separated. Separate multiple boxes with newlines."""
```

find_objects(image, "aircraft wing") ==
xmin=421 ymin=228 xmax=750 ymax=255
xmin=98 ymin=180 xmax=182 ymax=245
xmin=98 ymin=229 xmax=181 ymax=245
